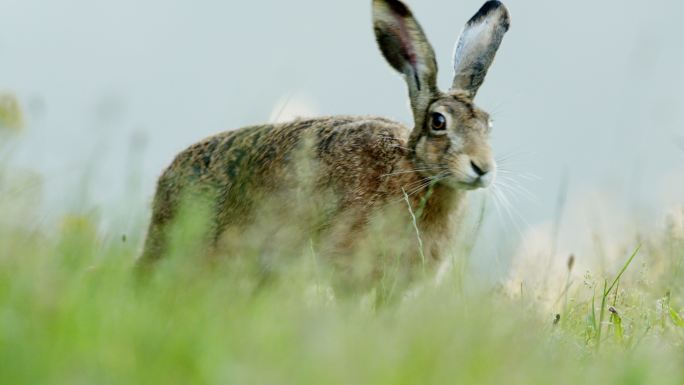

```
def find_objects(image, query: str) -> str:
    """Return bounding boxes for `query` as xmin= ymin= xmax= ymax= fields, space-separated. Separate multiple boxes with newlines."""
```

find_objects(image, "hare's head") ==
xmin=373 ymin=0 xmax=509 ymax=190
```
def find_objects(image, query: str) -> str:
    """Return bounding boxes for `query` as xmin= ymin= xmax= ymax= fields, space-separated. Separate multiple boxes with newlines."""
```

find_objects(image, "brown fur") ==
xmin=139 ymin=0 xmax=511 ymax=278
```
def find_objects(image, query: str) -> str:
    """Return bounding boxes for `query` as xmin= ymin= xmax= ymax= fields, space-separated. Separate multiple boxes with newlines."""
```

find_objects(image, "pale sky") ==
xmin=1 ymin=0 xmax=683 ymax=273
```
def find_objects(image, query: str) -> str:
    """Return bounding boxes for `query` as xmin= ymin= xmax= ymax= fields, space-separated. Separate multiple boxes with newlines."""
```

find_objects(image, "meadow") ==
xmin=0 ymin=86 xmax=683 ymax=384
xmin=0 ymin=128 xmax=682 ymax=385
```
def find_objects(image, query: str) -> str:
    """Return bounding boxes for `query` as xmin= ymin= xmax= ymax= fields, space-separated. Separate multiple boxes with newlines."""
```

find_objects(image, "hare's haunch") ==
xmin=140 ymin=0 xmax=510 ymax=271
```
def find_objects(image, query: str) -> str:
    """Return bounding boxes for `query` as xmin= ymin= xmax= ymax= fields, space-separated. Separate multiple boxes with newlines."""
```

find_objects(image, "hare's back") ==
xmin=166 ymin=116 xmax=408 ymax=177
xmin=156 ymin=115 xmax=411 ymax=211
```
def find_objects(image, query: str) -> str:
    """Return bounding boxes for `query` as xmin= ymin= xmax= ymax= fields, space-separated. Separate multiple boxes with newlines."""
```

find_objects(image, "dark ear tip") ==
xmin=374 ymin=0 xmax=412 ymax=18
xmin=468 ymin=1 xmax=510 ymax=29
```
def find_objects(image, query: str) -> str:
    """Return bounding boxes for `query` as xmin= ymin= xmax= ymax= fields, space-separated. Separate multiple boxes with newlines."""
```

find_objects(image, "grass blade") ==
xmin=671 ymin=309 xmax=684 ymax=328
xmin=604 ymin=245 xmax=641 ymax=297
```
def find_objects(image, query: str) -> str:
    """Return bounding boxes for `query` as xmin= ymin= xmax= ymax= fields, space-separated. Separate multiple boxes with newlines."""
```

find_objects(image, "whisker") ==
xmin=402 ymin=176 xmax=435 ymax=192
xmin=492 ymin=184 xmax=530 ymax=237
xmin=493 ymin=186 xmax=522 ymax=234
xmin=404 ymin=179 xmax=436 ymax=198
xmin=495 ymin=178 xmax=538 ymax=203
xmin=392 ymin=172 xmax=449 ymax=205
xmin=497 ymin=171 xmax=540 ymax=182
xmin=492 ymin=185 xmax=523 ymax=236
xmin=486 ymin=187 xmax=506 ymax=227
xmin=410 ymin=173 xmax=449 ymax=196
xmin=496 ymin=150 xmax=535 ymax=164
xmin=389 ymin=181 xmax=430 ymax=206
xmin=497 ymin=175 xmax=536 ymax=191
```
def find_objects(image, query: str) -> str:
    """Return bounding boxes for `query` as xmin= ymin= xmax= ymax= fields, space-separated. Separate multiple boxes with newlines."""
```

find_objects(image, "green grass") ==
xmin=0 ymin=93 xmax=24 ymax=132
xmin=0 ymin=167 xmax=683 ymax=385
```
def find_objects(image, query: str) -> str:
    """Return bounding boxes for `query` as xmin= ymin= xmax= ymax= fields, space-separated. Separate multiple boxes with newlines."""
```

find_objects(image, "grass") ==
xmin=0 ymin=93 xmax=24 ymax=132
xmin=0 ymin=156 xmax=683 ymax=385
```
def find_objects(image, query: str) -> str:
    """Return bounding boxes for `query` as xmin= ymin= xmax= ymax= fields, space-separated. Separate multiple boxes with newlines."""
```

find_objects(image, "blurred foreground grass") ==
xmin=0 ymin=93 xmax=23 ymax=132
xmin=0 ymin=161 xmax=683 ymax=385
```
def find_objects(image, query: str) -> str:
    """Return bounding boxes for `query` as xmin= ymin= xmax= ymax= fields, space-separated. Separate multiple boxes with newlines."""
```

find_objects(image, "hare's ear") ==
xmin=373 ymin=0 xmax=438 ymax=124
xmin=452 ymin=1 xmax=510 ymax=98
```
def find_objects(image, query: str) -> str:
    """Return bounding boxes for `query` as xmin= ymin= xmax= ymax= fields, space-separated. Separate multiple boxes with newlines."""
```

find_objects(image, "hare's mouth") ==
xmin=442 ymin=161 xmax=496 ymax=190
xmin=444 ymin=173 xmax=494 ymax=191
xmin=469 ymin=180 xmax=492 ymax=189
xmin=457 ymin=180 xmax=486 ymax=191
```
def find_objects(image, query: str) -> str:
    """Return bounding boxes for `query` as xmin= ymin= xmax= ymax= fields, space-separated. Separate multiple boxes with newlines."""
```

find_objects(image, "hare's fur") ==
xmin=140 ymin=0 xmax=510 ymax=275
xmin=142 ymin=115 xmax=463 ymax=266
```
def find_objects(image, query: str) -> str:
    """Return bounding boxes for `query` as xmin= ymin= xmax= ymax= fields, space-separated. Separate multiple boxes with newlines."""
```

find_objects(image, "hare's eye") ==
xmin=430 ymin=113 xmax=447 ymax=131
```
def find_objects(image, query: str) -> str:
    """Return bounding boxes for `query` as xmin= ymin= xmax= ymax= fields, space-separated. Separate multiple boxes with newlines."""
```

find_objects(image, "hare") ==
xmin=139 ymin=0 xmax=510 ymax=275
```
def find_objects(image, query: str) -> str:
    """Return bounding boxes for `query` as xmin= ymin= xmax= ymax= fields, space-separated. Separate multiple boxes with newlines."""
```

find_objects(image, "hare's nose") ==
xmin=470 ymin=160 xmax=489 ymax=177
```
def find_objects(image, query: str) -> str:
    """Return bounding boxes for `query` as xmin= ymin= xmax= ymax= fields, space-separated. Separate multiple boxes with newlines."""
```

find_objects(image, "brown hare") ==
xmin=140 ymin=0 xmax=511 ymax=277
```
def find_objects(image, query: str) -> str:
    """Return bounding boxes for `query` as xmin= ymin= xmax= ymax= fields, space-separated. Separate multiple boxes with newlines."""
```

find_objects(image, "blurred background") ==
xmin=1 ymin=0 xmax=682 ymax=279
